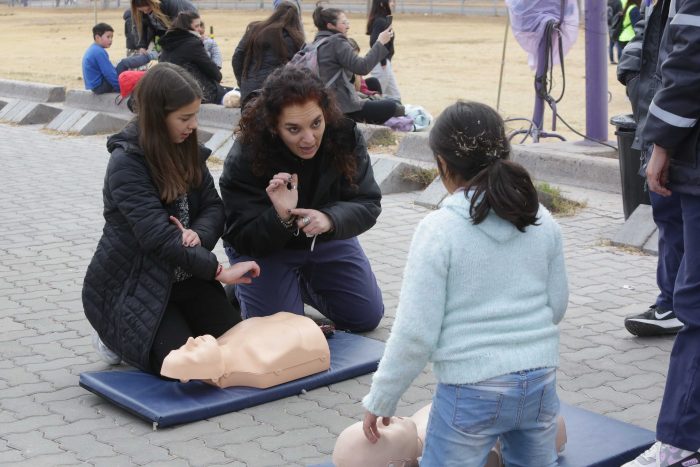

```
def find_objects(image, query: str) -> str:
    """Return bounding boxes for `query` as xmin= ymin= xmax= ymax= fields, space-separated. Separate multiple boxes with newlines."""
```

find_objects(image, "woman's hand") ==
xmin=377 ymin=27 xmax=394 ymax=45
xmin=170 ymin=216 xmax=201 ymax=247
xmin=363 ymin=411 xmax=391 ymax=443
xmin=137 ymin=48 xmax=149 ymax=55
xmin=266 ymin=172 xmax=299 ymax=220
xmin=290 ymin=208 xmax=334 ymax=236
xmin=216 ymin=261 xmax=260 ymax=285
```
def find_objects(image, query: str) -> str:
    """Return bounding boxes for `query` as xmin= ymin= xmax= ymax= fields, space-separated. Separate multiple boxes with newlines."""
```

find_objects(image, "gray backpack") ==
xmin=287 ymin=37 xmax=343 ymax=87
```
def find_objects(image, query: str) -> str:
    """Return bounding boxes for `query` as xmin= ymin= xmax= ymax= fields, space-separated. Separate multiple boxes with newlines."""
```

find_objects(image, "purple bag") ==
xmin=383 ymin=116 xmax=415 ymax=132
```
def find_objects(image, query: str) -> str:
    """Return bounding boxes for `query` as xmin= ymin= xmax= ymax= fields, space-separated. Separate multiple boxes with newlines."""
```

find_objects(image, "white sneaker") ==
xmin=91 ymin=331 xmax=120 ymax=365
xmin=623 ymin=441 xmax=700 ymax=467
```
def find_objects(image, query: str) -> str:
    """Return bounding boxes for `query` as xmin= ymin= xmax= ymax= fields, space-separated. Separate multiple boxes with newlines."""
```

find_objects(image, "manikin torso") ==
xmin=160 ymin=312 xmax=331 ymax=388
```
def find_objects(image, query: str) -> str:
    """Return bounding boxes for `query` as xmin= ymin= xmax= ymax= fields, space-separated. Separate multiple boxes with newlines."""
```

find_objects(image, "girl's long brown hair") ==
xmin=242 ymin=1 xmax=305 ymax=77
xmin=131 ymin=63 xmax=203 ymax=204
xmin=131 ymin=0 xmax=172 ymax=43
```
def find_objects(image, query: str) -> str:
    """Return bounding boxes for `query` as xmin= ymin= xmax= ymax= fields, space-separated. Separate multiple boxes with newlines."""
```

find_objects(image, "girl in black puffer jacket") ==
xmin=82 ymin=63 xmax=259 ymax=374
xmin=159 ymin=11 xmax=230 ymax=104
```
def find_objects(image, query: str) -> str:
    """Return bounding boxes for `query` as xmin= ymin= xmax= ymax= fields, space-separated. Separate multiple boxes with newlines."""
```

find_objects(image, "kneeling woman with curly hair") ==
xmin=219 ymin=66 xmax=385 ymax=332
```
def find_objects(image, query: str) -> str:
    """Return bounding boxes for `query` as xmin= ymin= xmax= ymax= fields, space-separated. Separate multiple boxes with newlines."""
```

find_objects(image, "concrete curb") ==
xmin=360 ymin=124 xmax=395 ymax=147
xmin=198 ymin=103 xmax=241 ymax=130
xmin=0 ymin=78 xmax=66 ymax=103
xmin=610 ymin=204 xmax=658 ymax=255
xmin=65 ymin=90 xmax=131 ymax=115
xmin=370 ymin=153 xmax=434 ymax=195
xmin=0 ymin=79 xmax=627 ymax=200
xmin=397 ymin=131 xmax=623 ymax=194
xmin=415 ymin=176 xmax=448 ymax=209
xmin=46 ymin=108 xmax=131 ymax=135
xmin=0 ymin=99 xmax=62 ymax=125
xmin=512 ymin=143 xmax=621 ymax=194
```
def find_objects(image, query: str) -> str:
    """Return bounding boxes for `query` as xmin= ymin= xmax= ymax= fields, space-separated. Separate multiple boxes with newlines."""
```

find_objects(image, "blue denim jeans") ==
xmin=421 ymin=368 xmax=559 ymax=467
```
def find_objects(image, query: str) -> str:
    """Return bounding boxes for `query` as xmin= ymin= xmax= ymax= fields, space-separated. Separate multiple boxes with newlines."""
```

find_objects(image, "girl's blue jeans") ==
xmin=421 ymin=367 xmax=559 ymax=467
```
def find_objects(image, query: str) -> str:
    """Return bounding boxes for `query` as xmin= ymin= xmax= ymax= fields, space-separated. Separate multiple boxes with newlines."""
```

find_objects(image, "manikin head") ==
xmin=333 ymin=403 xmax=566 ymax=467
xmin=160 ymin=335 xmax=224 ymax=382
xmin=333 ymin=416 xmax=421 ymax=467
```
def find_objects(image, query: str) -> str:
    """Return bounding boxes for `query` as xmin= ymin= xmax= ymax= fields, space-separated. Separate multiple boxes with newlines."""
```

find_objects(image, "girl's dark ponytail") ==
xmin=429 ymin=100 xmax=540 ymax=232
xmin=467 ymin=159 xmax=539 ymax=232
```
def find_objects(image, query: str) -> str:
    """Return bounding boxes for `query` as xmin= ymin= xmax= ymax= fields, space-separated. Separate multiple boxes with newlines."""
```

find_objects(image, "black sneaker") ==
xmin=624 ymin=305 xmax=683 ymax=337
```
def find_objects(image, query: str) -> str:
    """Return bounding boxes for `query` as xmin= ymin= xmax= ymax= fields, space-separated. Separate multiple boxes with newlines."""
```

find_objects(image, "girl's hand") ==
xmin=170 ymin=216 xmax=201 ymax=247
xmin=266 ymin=172 xmax=299 ymax=220
xmin=362 ymin=411 xmax=391 ymax=444
xmin=378 ymin=27 xmax=394 ymax=45
xmin=289 ymin=208 xmax=334 ymax=236
xmin=137 ymin=48 xmax=148 ymax=55
xmin=216 ymin=261 xmax=260 ymax=285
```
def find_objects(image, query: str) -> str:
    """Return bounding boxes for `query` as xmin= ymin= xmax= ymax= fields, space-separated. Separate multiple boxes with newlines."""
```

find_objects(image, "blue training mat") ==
xmin=79 ymin=331 xmax=385 ymax=428
xmin=557 ymin=403 xmax=654 ymax=467
xmin=307 ymin=402 xmax=655 ymax=467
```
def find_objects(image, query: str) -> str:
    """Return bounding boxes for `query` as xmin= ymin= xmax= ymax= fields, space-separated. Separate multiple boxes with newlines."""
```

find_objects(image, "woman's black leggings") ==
xmin=149 ymin=277 xmax=241 ymax=374
xmin=347 ymin=99 xmax=397 ymax=125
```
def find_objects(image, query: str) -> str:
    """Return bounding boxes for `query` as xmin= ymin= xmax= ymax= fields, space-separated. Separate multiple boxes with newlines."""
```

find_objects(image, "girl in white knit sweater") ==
xmin=362 ymin=101 xmax=568 ymax=466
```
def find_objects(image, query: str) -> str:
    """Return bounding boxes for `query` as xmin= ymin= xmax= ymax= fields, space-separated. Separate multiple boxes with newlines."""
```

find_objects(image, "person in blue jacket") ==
xmin=81 ymin=23 xmax=155 ymax=94
xmin=616 ymin=0 xmax=683 ymax=338
xmin=623 ymin=0 xmax=700 ymax=465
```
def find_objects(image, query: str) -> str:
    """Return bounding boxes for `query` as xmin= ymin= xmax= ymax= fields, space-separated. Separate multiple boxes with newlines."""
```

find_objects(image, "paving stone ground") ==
xmin=0 ymin=123 xmax=670 ymax=466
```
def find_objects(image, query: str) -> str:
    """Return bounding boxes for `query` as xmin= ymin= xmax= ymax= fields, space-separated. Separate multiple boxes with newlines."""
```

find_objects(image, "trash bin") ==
xmin=610 ymin=114 xmax=651 ymax=219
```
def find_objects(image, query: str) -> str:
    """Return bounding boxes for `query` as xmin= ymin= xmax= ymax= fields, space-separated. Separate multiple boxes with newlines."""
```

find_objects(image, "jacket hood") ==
xmin=440 ymin=191 xmax=524 ymax=243
xmin=107 ymin=120 xmax=143 ymax=156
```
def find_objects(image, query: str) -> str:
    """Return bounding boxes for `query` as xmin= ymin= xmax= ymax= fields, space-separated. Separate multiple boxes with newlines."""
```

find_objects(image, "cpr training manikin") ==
xmin=160 ymin=312 xmax=331 ymax=389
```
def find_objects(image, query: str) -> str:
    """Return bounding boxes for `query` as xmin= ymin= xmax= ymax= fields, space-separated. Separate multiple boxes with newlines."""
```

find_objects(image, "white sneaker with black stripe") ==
xmin=624 ymin=305 xmax=683 ymax=337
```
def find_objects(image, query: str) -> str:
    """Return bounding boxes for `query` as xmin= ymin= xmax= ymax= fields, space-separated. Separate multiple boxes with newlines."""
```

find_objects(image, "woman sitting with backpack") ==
xmin=232 ymin=1 xmax=305 ymax=110
xmin=159 ymin=11 xmax=231 ymax=104
xmin=312 ymin=4 xmax=397 ymax=125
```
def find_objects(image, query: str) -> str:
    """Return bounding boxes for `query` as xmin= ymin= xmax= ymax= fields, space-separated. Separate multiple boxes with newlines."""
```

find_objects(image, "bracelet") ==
xmin=277 ymin=213 xmax=297 ymax=230
xmin=215 ymin=263 xmax=223 ymax=279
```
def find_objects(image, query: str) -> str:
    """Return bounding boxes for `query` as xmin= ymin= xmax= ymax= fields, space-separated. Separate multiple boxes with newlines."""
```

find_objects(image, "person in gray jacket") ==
xmin=312 ymin=4 xmax=397 ymax=124
xmin=617 ymin=0 xmax=683 ymax=338
xmin=623 ymin=0 xmax=700 ymax=464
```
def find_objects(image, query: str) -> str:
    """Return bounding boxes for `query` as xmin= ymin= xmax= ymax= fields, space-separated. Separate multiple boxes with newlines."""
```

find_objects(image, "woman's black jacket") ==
xmin=219 ymin=119 xmax=382 ymax=258
xmin=136 ymin=0 xmax=197 ymax=49
xmin=82 ymin=122 xmax=224 ymax=372
xmin=369 ymin=15 xmax=395 ymax=66
xmin=232 ymin=27 xmax=302 ymax=102
xmin=159 ymin=28 xmax=223 ymax=103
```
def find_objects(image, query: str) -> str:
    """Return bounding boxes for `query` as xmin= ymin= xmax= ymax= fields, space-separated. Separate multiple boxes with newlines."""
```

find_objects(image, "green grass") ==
xmin=536 ymin=182 xmax=587 ymax=216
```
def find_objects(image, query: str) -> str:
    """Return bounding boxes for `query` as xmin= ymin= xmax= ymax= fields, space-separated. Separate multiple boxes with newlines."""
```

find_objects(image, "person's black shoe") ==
xmin=624 ymin=305 xmax=683 ymax=337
